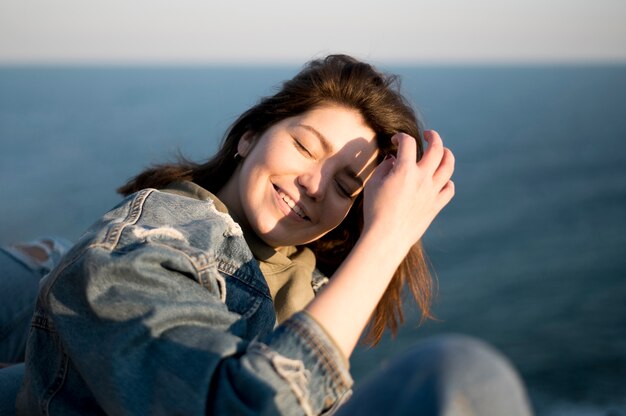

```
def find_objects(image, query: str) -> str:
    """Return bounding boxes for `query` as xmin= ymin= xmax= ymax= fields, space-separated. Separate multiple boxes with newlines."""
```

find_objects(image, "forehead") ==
xmin=289 ymin=105 xmax=378 ymax=153
xmin=287 ymin=105 xmax=379 ymax=177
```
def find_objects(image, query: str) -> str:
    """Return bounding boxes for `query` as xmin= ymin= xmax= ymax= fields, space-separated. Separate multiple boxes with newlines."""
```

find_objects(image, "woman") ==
xmin=3 ymin=55 xmax=532 ymax=415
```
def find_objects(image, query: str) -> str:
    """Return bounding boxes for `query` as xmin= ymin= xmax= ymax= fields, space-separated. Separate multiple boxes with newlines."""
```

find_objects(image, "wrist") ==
xmin=357 ymin=226 xmax=411 ymax=269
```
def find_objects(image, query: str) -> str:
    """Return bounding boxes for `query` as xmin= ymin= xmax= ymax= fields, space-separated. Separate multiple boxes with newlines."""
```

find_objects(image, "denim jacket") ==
xmin=17 ymin=183 xmax=353 ymax=415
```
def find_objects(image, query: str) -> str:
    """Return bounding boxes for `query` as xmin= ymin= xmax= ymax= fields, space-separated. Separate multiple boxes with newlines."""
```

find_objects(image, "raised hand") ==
xmin=363 ymin=130 xmax=455 ymax=260
xmin=306 ymin=130 xmax=455 ymax=358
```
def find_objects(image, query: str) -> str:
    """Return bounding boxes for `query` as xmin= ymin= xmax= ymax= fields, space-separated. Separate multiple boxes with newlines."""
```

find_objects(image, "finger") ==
xmin=418 ymin=130 xmax=445 ymax=174
xmin=436 ymin=180 xmax=455 ymax=211
xmin=392 ymin=133 xmax=417 ymax=169
xmin=433 ymin=147 xmax=455 ymax=187
xmin=368 ymin=154 xmax=395 ymax=185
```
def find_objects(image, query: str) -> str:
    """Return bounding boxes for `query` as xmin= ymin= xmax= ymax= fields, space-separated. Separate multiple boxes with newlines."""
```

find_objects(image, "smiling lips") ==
xmin=275 ymin=186 xmax=309 ymax=220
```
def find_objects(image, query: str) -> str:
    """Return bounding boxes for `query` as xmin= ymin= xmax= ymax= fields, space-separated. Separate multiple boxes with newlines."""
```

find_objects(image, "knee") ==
xmin=1 ymin=236 xmax=72 ymax=274
xmin=409 ymin=334 xmax=532 ymax=416
xmin=416 ymin=334 xmax=518 ymax=380
xmin=343 ymin=335 xmax=533 ymax=416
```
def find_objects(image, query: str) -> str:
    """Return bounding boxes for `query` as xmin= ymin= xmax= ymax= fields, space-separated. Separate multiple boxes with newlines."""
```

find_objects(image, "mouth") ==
xmin=273 ymin=185 xmax=310 ymax=221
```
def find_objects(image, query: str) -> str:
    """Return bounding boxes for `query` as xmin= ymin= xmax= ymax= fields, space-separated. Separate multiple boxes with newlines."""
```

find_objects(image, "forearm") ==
xmin=306 ymin=131 xmax=455 ymax=359
xmin=38 ymin=242 xmax=351 ymax=415
xmin=305 ymin=230 xmax=407 ymax=359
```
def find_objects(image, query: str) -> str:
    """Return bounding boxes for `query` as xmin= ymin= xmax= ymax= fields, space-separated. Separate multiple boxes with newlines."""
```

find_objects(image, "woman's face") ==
xmin=218 ymin=104 xmax=379 ymax=248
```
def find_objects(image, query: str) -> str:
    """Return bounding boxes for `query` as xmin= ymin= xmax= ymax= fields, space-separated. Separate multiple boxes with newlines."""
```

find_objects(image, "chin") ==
xmin=256 ymin=227 xmax=308 ymax=248
xmin=258 ymin=232 xmax=298 ymax=248
xmin=251 ymin=216 xmax=321 ymax=248
xmin=251 ymin=224 xmax=289 ymax=247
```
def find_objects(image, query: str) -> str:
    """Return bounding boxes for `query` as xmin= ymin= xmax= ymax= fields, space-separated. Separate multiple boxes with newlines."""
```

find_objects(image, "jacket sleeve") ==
xmin=42 ymin=221 xmax=352 ymax=415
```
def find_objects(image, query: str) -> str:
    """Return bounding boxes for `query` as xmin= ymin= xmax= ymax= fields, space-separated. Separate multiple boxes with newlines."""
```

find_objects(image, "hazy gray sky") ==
xmin=1 ymin=0 xmax=625 ymax=64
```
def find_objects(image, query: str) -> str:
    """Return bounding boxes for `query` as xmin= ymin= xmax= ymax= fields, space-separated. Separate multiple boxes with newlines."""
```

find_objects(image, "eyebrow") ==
xmin=297 ymin=123 xmax=365 ymax=188
xmin=297 ymin=124 xmax=333 ymax=154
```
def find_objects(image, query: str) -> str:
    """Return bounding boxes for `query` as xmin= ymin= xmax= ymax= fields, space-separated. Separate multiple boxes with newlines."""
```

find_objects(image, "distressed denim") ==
xmin=16 ymin=186 xmax=352 ymax=415
xmin=4 ymin=184 xmax=533 ymax=415
xmin=0 ymin=238 xmax=72 ymax=363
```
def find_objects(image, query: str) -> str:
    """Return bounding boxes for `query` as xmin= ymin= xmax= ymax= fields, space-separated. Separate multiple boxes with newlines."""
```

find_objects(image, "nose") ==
xmin=297 ymin=167 xmax=327 ymax=201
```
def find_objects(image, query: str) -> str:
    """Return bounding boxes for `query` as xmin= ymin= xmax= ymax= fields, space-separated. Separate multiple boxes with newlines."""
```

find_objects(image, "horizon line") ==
xmin=2 ymin=57 xmax=626 ymax=68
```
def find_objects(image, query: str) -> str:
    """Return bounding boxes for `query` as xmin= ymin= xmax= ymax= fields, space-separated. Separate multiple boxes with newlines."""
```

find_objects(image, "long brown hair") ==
xmin=118 ymin=54 xmax=435 ymax=345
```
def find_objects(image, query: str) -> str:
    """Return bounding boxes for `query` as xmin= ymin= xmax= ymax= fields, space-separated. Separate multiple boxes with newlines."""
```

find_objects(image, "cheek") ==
xmin=322 ymin=199 xmax=355 ymax=230
xmin=250 ymin=146 xmax=292 ymax=179
xmin=237 ymin=165 xmax=268 ymax=222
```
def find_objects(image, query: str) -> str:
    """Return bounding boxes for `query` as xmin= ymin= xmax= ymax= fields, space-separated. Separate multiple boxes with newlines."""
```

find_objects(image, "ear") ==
xmin=237 ymin=131 xmax=256 ymax=158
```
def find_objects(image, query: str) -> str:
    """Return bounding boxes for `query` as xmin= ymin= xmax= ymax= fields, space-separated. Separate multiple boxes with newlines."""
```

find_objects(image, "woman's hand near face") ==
xmin=305 ymin=130 xmax=454 ymax=359
xmin=362 ymin=130 xmax=455 ymax=262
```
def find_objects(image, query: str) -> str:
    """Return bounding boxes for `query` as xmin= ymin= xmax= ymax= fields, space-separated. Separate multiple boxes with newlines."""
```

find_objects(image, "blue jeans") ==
xmin=0 ymin=237 xmax=72 ymax=363
xmin=0 ymin=238 xmax=532 ymax=415
xmin=337 ymin=335 xmax=533 ymax=415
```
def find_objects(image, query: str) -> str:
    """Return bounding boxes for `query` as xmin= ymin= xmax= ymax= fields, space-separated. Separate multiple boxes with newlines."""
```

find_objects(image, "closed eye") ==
xmin=335 ymin=179 xmax=355 ymax=199
xmin=292 ymin=138 xmax=314 ymax=158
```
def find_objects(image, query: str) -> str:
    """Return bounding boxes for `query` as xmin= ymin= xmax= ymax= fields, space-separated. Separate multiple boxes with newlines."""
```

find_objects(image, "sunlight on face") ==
xmin=218 ymin=104 xmax=379 ymax=248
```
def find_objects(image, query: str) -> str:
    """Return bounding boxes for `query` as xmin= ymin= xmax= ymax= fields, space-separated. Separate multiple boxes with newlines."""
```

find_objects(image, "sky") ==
xmin=1 ymin=0 xmax=625 ymax=65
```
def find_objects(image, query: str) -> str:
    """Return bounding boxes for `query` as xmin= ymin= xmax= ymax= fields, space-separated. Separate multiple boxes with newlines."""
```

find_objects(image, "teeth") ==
xmin=278 ymin=190 xmax=306 ymax=219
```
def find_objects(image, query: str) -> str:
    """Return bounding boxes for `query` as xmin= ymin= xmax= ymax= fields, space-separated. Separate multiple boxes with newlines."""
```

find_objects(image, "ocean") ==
xmin=1 ymin=65 xmax=625 ymax=415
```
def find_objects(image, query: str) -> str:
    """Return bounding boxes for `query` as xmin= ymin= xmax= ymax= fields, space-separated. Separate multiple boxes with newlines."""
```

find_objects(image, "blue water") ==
xmin=1 ymin=65 xmax=625 ymax=415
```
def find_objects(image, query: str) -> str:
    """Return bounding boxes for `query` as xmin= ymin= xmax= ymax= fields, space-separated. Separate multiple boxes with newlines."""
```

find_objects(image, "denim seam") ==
xmin=41 ymin=352 xmax=69 ymax=416
xmin=132 ymin=240 xmax=228 ymax=304
xmin=31 ymin=312 xmax=54 ymax=332
xmin=248 ymin=341 xmax=315 ymax=416
xmin=284 ymin=317 xmax=351 ymax=396
xmin=36 ymin=245 xmax=92 ymax=323
xmin=217 ymin=260 xmax=272 ymax=300
xmin=171 ymin=247 xmax=227 ymax=303
xmin=91 ymin=188 xmax=154 ymax=251
xmin=239 ymin=296 xmax=264 ymax=320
